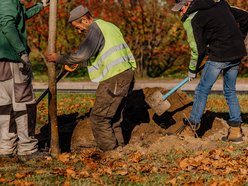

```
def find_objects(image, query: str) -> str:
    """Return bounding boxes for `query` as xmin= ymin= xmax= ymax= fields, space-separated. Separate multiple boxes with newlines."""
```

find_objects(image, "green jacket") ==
xmin=0 ymin=0 xmax=43 ymax=62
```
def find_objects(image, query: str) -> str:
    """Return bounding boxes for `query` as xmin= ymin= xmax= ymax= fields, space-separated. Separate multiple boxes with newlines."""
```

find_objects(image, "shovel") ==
xmin=36 ymin=64 xmax=78 ymax=105
xmin=145 ymin=63 xmax=205 ymax=116
xmin=145 ymin=77 xmax=189 ymax=116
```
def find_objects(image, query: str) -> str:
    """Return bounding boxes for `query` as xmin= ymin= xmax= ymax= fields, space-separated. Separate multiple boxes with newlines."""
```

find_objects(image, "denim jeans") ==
xmin=189 ymin=60 xmax=242 ymax=125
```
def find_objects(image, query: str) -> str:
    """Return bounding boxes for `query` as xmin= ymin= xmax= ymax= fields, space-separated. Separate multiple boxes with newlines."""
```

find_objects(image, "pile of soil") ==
xmin=37 ymin=87 xmax=248 ymax=153
xmin=70 ymin=88 xmax=248 ymax=153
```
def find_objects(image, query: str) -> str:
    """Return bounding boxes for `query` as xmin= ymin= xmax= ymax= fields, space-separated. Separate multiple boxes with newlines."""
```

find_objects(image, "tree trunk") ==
xmin=245 ymin=34 xmax=248 ymax=53
xmin=47 ymin=0 xmax=60 ymax=157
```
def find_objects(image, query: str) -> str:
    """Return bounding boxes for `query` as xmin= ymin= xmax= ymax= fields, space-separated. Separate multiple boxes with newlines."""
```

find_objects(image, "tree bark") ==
xmin=245 ymin=34 xmax=248 ymax=53
xmin=47 ymin=0 xmax=60 ymax=157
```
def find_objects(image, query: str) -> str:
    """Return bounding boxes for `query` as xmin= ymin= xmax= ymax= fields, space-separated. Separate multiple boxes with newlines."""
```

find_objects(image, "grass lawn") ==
xmin=36 ymin=93 xmax=248 ymax=126
xmin=0 ymin=93 xmax=247 ymax=185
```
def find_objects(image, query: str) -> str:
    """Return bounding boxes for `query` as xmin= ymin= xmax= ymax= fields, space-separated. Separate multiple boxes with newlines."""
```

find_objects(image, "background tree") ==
xmin=23 ymin=0 xmax=248 ymax=78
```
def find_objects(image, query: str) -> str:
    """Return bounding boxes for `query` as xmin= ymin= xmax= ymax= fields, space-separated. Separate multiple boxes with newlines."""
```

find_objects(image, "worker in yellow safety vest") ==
xmin=46 ymin=5 xmax=136 ymax=151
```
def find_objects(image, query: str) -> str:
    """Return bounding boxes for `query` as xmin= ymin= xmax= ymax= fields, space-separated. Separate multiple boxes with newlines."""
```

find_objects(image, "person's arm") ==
xmin=57 ymin=22 xmax=104 ymax=66
xmin=183 ymin=13 xmax=206 ymax=75
xmin=0 ymin=1 xmax=26 ymax=54
xmin=24 ymin=2 xmax=44 ymax=19
xmin=230 ymin=6 xmax=248 ymax=39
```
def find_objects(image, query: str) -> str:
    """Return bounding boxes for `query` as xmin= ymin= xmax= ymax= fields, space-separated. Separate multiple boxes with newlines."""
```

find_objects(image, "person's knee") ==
xmin=92 ymin=129 xmax=117 ymax=151
xmin=98 ymin=141 xmax=117 ymax=151
xmin=223 ymin=89 xmax=236 ymax=98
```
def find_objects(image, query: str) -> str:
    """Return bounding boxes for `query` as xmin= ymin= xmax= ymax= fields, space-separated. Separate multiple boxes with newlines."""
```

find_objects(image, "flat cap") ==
xmin=171 ymin=0 xmax=191 ymax=12
xmin=68 ymin=5 xmax=89 ymax=23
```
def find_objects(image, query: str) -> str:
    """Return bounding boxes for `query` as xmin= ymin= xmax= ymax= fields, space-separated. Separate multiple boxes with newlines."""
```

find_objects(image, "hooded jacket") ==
xmin=0 ymin=0 xmax=43 ymax=62
xmin=182 ymin=0 xmax=248 ymax=73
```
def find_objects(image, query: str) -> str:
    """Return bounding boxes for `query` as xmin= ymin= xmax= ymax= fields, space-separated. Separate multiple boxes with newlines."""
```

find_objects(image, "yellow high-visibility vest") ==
xmin=88 ymin=19 xmax=136 ymax=82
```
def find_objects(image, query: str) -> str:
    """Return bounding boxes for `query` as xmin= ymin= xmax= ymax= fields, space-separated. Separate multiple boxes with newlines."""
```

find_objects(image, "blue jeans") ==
xmin=189 ymin=60 xmax=242 ymax=125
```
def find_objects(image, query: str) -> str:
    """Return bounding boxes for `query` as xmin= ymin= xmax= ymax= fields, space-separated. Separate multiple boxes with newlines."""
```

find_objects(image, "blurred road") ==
xmin=33 ymin=78 xmax=248 ymax=94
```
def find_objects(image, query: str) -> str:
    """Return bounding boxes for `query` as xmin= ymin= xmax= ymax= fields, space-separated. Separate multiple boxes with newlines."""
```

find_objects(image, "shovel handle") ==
xmin=36 ymin=64 xmax=78 ymax=105
xmin=162 ymin=77 xmax=189 ymax=100
xmin=36 ymin=69 xmax=69 ymax=105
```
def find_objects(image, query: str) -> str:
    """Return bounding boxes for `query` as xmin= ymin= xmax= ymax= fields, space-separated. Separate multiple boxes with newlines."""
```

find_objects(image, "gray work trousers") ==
xmin=0 ymin=61 xmax=38 ymax=155
xmin=90 ymin=69 xmax=134 ymax=151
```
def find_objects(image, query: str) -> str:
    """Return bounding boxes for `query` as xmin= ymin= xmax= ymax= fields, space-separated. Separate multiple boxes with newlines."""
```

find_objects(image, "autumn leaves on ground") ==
xmin=0 ymin=88 xmax=248 ymax=185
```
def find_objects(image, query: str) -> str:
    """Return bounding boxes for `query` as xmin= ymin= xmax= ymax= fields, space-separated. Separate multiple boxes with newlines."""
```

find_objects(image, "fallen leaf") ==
xmin=128 ymin=152 xmax=143 ymax=163
xmin=52 ymin=168 xmax=64 ymax=176
xmin=239 ymin=168 xmax=248 ymax=175
xmin=208 ymin=182 xmax=218 ymax=186
xmin=86 ymin=162 xmax=97 ymax=170
xmin=116 ymin=170 xmax=128 ymax=176
xmin=165 ymin=178 xmax=177 ymax=185
xmin=101 ymin=167 xmax=112 ymax=175
xmin=0 ymin=178 xmax=7 ymax=183
xmin=140 ymin=164 xmax=153 ymax=173
xmin=179 ymin=158 xmax=190 ymax=170
xmin=62 ymin=181 xmax=71 ymax=186
xmin=9 ymin=180 xmax=34 ymax=186
xmin=129 ymin=175 xmax=146 ymax=182
xmin=78 ymin=170 xmax=90 ymax=178
xmin=15 ymin=173 xmax=27 ymax=179
xmin=58 ymin=153 xmax=70 ymax=163
xmin=65 ymin=168 xmax=77 ymax=179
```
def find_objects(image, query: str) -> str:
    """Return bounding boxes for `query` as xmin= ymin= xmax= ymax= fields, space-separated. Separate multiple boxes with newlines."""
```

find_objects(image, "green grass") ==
xmin=36 ymin=92 xmax=95 ymax=127
xmin=0 ymin=93 xmax=247 ymax=185
xmin=188 ymin=94 xmax=248 ymax=113
xmin=35 ymin=93 xmax=248 ymax=128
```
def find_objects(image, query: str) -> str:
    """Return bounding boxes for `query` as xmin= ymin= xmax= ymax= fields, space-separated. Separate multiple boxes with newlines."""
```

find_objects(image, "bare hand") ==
xmin=45 ymin=52 xmax=58 ymax=62
xmin=242 ymin=61 xmax=248 ymax=68
xmin=41 ymin=0 xmax=50 ymax=7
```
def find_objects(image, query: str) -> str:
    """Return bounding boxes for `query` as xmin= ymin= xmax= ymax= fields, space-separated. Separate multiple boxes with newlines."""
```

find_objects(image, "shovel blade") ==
xmin=145 ymin=90 xmax=171 ymax=116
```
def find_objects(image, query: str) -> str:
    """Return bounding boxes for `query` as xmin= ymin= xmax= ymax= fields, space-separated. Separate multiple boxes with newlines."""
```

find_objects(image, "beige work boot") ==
xmin=222 ymin=126 xmax=243 ymax=144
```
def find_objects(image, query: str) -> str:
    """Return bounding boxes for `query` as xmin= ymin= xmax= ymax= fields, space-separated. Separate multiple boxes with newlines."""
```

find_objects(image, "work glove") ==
xmin=188 ymin=71 xmax=196 ymax=81
xmin=20 ymin=53 xmax=32 ymax=77
xmin=41 ymin=0 xmax=50 ymax=7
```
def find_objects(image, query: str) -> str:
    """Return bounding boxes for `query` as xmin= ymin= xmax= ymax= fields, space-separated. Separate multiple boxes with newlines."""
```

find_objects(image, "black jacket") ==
xmin=182 ymin=0 xmax=248 ymax=73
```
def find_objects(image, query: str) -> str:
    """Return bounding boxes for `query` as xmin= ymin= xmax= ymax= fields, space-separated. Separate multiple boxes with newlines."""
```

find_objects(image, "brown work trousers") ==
xmin=90 ymin=69 xmax=134 ymax=151
xmin=0 ymin=61 xmax=37 ymax=155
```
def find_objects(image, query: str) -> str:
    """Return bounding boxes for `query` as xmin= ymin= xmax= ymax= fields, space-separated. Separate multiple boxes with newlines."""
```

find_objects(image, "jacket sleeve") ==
xmin=0 ymin=1 xmax=26 ymax=54
xmin=25 ymin=2 xmax=44 ymax=20
xmin=183 ymin=13 xmax=206 ymax=73
xmin=230 ymin=6 xmax=248 ymax=39
xmin=57 ymin=22 xmax=105 ymax=66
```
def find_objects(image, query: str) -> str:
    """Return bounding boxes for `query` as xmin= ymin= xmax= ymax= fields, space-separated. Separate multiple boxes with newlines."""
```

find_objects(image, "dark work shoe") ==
xmin=222 ymin=127 xmax=244 ymax=144
xmin=0 ymin=154 xmax=14 ymax=159
xmin=183 ymin=118 xmax=201 ymax=131
xmin=18 ymin=151 xmax=50 ymax=161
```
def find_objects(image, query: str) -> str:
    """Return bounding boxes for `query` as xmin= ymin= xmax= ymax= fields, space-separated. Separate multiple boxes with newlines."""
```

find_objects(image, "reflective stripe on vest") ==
xmin=90 ymin=55 xmax=135 ymax=82
xmin=87 ymin=19 xmax=136 ymax=82
xmin=88 ymin=43 xmax=131 ymax=73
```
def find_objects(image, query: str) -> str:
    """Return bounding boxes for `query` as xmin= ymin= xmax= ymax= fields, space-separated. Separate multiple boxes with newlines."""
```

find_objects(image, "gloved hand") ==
xmin=41 ymin=0 xmax=50 ymax=7
xmin=20 ymin=53 xmax=32 ymax=76
xmin=188 ymin=71 xmax=196 ymax=81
